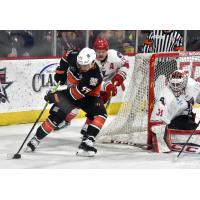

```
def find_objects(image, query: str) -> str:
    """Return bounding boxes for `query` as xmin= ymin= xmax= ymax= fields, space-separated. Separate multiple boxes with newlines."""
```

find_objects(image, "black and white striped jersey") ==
xmin=143 ymin=30 xmax=183 ymax=53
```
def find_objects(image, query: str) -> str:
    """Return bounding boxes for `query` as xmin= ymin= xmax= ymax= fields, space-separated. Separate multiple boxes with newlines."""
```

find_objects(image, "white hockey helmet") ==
xmin=77 ymin=47 xmax=96 ymax=66
xmin=169 ymin=70 xmax=188 ymax=96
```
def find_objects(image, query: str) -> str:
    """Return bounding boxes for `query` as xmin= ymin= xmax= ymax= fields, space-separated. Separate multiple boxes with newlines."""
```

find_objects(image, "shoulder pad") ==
xmin=107 ymin=49 xmax=123 ymax=63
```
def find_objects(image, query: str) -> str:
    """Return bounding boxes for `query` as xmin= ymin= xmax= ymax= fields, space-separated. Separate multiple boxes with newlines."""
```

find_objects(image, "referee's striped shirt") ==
xmin=143 ymin=30 xmax=183 ymax=53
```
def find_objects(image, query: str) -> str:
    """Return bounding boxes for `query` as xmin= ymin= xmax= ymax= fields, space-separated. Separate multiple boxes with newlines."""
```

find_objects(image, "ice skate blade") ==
xmin=76 ymin=149 xmax=96 ymax=157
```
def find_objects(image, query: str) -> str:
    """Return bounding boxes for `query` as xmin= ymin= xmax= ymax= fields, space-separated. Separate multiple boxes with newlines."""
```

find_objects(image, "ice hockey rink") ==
xmin=1 ymin=115 xmax=200 ymax=169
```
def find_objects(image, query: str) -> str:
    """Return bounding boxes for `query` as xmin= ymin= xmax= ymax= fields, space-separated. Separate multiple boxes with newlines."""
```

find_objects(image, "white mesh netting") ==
xmin=97 ymin=53 xmax=151 ymax=145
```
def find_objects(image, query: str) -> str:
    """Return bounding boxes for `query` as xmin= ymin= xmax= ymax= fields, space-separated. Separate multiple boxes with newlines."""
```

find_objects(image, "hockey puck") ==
xmin=13 ymin=154 xmax=21 ymax=159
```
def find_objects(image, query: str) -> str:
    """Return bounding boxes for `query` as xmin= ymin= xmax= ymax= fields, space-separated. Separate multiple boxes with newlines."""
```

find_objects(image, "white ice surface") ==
xmin=1 ymin=117 xmax=200 ymax=169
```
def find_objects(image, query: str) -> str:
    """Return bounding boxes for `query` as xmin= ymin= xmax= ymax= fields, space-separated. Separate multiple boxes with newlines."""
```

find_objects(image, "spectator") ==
xmin=186 ymin=30 xmax=200 ymax=51
xmin=30 ymin=30 xmax=53 ymax=56
xmin=56 ymin=30 xmax=85 ymax=56
xmin=119 ymin=31 xmax=136 ymax=54
xmin=138 ymin=30 xmax=151 ymax=53
xmin=9 ymin=30 xmax=34 ymax=57
xmin=0 ymin=31 xmax=17 ymax=58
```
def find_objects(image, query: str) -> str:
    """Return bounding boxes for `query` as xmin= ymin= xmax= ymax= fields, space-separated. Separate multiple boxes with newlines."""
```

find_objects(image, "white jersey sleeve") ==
xmin=98 ymin=49 xmax=129 ymax=92
xmin=107 ymin=49 xmax=129 ymax=80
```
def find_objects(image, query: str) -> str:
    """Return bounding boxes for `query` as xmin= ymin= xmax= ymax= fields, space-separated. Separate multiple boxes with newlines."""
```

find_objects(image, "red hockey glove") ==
xmin=111 ymin=73 xmax=124 ymax=87
xmin=100 ymin=91 xmax=109 ymax=103
xmin=105 ymin=82 xmax=117 ymax=97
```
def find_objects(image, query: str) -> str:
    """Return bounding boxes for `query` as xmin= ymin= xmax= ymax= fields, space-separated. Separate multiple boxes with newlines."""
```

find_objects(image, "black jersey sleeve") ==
xmin=54 ymin=51 xmax=79 ymax=85
xmin=54 ymin=64 xmax=68 ymax=85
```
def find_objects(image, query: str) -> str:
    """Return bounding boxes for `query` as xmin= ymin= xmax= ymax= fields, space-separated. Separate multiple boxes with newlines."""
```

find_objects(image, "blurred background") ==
xmin=0 ymin=30 xmax=199 ymax=58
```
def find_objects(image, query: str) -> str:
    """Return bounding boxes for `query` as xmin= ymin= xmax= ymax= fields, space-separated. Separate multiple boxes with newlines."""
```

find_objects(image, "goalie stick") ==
xmin=6 ymin=81 xmax=60 ymax=160
xmin=174 ymin=119 xmax=200 ymax=161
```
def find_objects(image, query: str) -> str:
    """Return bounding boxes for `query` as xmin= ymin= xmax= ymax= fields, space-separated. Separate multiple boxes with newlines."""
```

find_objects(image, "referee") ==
xmin=143 ymin=30 xmax=183 ymax=80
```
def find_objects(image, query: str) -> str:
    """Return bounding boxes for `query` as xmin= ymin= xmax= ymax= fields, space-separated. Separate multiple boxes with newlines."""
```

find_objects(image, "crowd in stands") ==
xmin=0 ymin=30 xmax=200 ymax=58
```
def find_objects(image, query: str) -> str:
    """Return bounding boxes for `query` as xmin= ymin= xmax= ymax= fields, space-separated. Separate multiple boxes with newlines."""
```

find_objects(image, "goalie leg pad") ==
xmin=151 ymin=124 xmax=171 ymax=153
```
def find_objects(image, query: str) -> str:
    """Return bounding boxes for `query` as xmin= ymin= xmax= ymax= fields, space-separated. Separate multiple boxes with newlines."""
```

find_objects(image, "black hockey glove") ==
xmin=44 ymin=91 xmax=60 ymax=104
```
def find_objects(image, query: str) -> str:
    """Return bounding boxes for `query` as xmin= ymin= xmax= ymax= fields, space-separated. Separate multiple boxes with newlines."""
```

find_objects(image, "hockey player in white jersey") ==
xmin=151 ymin=70 xmax=200 ymax=152
xmin=93 ymin=37 xmax=128 ymax=96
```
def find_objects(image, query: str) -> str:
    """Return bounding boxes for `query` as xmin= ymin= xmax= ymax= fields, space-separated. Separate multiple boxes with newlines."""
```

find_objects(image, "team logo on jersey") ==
xmin=0 ymin=68 xmax=13 ymax=103
xmin=90 ymin=77 xmax=98 ymax=86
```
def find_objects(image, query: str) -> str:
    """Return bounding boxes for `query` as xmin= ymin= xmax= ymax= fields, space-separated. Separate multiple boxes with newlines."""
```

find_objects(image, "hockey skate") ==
xmin=24 ymin=136 xmax=40 ymax=152
xmin=76 ymin=136 xmax=97 ymax=157
xmin=54 ymin=121 xmax=71 ymax=131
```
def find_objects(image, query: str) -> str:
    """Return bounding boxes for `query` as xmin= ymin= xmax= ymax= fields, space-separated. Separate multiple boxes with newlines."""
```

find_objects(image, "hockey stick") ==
xmin=7 ymin=81 xmax=60 ymax=160
xmin=174 ymin=119 xmax=200 ymax=161
xmin=105 ymin=93 xmax=113 ymax=109
xmin=105 ymin=82 xmax=125 ymax=109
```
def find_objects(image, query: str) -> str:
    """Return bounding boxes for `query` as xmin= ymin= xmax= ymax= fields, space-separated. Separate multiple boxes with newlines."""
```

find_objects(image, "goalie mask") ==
xmin=77 ymin=47 xmax=96 ymax=72
xmin=169 ymin=70 xmax=188 ymax=97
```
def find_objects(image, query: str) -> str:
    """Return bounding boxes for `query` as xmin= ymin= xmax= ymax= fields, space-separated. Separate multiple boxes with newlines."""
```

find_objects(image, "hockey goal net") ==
xmin=98 ymin=52 xmax=200 ymax=151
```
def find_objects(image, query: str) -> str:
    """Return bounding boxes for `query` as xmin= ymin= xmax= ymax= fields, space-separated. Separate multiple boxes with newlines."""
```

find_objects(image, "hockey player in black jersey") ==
xmin=25 ymin=47 xmax=107 ymax=157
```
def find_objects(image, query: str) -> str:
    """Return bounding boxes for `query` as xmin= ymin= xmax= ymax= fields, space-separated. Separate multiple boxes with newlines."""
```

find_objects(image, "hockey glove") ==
xmin=44 ymin=91 xmax=60 ymax=104
xmin=111 ymin=73 xmax=125 ymax=87
xmin=100 ymin=91 xmax=109 ymax=103
xmin=105 ymin=82 xmax=117 ymax=97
